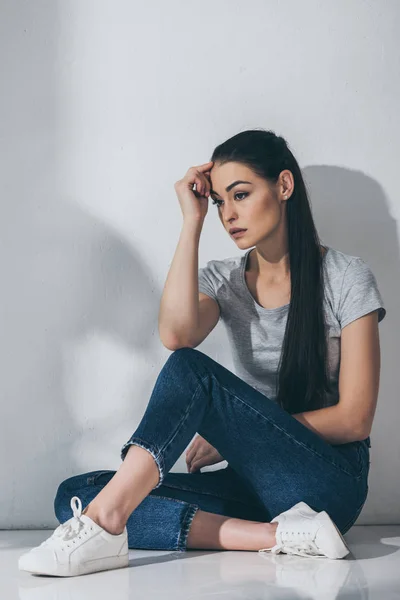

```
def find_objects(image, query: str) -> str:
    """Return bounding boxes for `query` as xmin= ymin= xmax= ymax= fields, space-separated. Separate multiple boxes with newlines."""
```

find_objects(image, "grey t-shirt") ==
xmin=198 ymin=245 xmax=386 ymax=406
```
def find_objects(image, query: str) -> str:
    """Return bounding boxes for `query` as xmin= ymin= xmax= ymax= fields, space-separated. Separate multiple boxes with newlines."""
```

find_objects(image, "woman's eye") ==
xmin=211 ymin=192 xmax=247 ymax=207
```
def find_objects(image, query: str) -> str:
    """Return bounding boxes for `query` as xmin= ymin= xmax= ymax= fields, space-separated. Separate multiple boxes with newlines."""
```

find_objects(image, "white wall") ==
xmin=0 ymin=0 xmax=398 ymax=527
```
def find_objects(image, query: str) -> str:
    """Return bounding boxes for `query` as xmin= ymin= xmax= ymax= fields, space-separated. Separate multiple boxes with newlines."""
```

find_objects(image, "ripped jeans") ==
xmin=54 ymin=348 xmax=370 ymax=551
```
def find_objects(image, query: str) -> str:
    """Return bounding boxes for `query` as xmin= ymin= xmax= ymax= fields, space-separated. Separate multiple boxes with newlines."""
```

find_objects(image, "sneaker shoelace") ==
xmin=259 ymin=528 xmax=324 ymax=558
xmin=39 ymin=496 xmax=91 ymax=548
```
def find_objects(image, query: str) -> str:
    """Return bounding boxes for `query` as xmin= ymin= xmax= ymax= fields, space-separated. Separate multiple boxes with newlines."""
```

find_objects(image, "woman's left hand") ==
xmin=186 ymin=434 xmax=224 ymax=473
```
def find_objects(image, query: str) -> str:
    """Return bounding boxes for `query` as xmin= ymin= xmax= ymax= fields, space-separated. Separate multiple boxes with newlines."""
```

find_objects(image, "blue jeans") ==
xmin=54 ymin=348 xmax=370 ymax=551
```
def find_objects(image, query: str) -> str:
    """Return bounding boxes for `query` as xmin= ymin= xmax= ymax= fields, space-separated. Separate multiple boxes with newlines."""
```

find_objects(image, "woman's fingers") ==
xmin=187 ymin=458 xmax=199 ymax=472
xmin=196 ymin=161 xmax=214 ymax=172
xmin=186 ymin=451 xmax=197 ymax=471
xmin=202 ymin=172 xmax=211 ymax=196
xmin=193 ymin=163 xmax=213 ymax=197
xmin=195 ymin=179 xmax=208 ymax=198
xmin=186 ymin=443 xmax=197 ymax=463
xmin=189 ymin=460 xmax=203 ymax=473
xmin=189 ymin=450 xmax=211 ymax=472
xmin=187 ymin=447 xmax=204 ymax=471
xmin=186 ymin=435 xmax=217 ymax=472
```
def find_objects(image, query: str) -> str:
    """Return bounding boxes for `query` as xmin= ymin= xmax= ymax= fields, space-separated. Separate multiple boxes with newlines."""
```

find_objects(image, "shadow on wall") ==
xmin=304 ymin=164 xmax=399 ymax=524
xmin=0 ymin=0 xmax=173 ymax=529
xmin=0 ymin=192 xmax=164 ymax=528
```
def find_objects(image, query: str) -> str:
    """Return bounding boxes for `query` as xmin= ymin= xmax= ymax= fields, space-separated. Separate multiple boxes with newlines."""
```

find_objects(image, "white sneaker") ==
xmin=259 ymin=502 xmax=350 ymax=560
xmin=18 ymin=496 xmax=129 ymax=577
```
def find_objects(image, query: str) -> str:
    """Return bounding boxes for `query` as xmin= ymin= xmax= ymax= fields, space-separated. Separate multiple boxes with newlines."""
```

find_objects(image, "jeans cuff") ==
xmin=120 ymin=437 xmax=165 ymax=489
xmin=176 ymin=504 xmax=199 ymax=551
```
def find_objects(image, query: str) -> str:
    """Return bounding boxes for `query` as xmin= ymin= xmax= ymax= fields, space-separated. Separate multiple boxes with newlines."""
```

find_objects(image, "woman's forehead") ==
xmin=209 ymin=163 xmax=256 ymax=192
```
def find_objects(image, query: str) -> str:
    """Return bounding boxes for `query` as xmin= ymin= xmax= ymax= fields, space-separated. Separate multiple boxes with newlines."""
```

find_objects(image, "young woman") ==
xmin=19 ymin=129 xmax=386 ymax=577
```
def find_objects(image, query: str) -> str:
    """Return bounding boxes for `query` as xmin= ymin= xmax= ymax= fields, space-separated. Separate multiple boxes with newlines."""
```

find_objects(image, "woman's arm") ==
xmin=292 ymin=404 xmax=361 ymax=445
xmin=158 ymin=221 xmax=203 ymax=349
xmin=159 ymin=162 xmax=213 ymax=349
xmin=293 ymin=310 xmax=381 ymax=445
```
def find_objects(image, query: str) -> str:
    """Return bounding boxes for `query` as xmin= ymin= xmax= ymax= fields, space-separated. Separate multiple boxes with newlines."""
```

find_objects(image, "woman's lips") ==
xmin=231 ymin=229 xmax=247 ymax=238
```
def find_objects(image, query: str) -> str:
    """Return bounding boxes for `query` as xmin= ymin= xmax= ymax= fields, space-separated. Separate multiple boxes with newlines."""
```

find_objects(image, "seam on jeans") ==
xmin=176 ymin=504 xmax=199 ymax=551
xmin=156 ymin=373 xmax=210 ymax=462
xmin=162 ymin=480 xmax=258 ymax=505
xmin=150 ymin=494 xmax=193 ymax=505
xmin=86 ymin=470 xmax=115 ymax=485
xmin=358 ymin=442 xmax=371 ymax=476
xmin=340 ymin=491 xmax=368 ymax=534
xmin=356 ymin=443 xmax=366 ymax=477
xmin=160 ymin=477 xmax=263 ymax=507
xmin=211 ymin=373 xmax=362 ymax=480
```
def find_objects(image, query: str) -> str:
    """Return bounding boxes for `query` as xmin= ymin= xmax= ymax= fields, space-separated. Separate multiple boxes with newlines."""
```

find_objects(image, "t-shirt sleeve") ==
xmin=338 ymin=257 xmax=386 ymax=329
xmin=198 ymin=260 xmax=222 ymax=316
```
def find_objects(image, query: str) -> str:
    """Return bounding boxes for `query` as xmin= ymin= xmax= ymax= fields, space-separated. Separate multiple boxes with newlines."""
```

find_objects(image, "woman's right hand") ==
xmin=174 ymin=161 xmax=214 ymax=223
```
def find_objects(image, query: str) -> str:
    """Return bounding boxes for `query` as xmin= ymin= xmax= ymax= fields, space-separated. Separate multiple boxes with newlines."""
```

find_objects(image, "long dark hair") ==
xmin=210 ymin=129 xmax=333 ymax=414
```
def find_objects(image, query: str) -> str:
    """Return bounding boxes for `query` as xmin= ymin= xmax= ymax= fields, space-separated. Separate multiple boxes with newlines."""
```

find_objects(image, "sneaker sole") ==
xmin=318 ymin=511 xmax=350 ymax=559
xmin=20 ymin=553 xmax=129 ymax=577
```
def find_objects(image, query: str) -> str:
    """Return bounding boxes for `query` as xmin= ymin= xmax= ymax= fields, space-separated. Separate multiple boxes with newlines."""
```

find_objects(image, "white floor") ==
xmin=2 ymin=527 xmax=400 ymax=599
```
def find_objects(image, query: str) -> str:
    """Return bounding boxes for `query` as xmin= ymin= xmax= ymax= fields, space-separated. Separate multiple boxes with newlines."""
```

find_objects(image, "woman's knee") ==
xmin=166 ymin=347 xmax=199 ymax=366
xmin=164 ymin=347 xmax=210 ymax=379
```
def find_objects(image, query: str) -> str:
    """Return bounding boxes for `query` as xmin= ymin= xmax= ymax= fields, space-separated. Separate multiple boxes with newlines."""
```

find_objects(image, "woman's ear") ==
xmin=279 ymin=170 xmax=294 ymax=200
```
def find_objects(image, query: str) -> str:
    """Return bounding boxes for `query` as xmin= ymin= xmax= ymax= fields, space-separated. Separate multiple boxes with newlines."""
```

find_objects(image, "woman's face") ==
xmin=209 ymin=161 xmax=292 ymax=247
